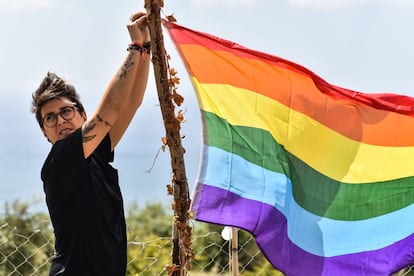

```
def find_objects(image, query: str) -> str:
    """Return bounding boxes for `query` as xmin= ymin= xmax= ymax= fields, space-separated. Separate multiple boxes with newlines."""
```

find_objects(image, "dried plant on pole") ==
xmin=145 ymin=0 xmax=194 ymax=275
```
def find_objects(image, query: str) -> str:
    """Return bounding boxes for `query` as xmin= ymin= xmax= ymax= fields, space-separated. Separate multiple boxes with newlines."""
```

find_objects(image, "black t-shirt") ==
xmin=41 ymin=128 xmax=127 ymax=276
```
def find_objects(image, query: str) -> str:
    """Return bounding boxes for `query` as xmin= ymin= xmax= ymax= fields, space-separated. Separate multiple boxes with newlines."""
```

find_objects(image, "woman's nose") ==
xmin=56 ymin=114 xmax=67 ymax=125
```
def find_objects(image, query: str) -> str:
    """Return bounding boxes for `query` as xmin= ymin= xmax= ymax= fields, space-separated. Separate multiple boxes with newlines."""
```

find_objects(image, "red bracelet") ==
xmin=129 ymin=41 xmax=143 ymax=47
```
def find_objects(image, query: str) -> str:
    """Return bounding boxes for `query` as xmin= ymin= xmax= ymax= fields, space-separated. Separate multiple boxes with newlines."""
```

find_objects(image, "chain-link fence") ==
xmin=1 ymin=209 xmax=413 ymax=276
xmin=0 ymin=219 xmax=282 ymax=276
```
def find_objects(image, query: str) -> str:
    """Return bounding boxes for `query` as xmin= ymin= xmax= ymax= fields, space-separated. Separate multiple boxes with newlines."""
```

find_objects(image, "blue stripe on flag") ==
xmin=198 ymin=145 xmax=414 ymax=257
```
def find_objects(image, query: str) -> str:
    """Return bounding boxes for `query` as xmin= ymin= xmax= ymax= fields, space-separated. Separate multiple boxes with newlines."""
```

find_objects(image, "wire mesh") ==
xmin=1 ymin=220 xmax=413 ymax=276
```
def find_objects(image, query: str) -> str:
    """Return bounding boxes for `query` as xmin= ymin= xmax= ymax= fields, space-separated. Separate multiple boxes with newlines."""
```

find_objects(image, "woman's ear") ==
xmin=81 ymin=111 xmax=87 ymax=122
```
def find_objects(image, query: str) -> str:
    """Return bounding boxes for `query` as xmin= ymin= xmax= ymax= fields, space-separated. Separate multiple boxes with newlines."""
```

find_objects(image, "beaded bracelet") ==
xmin=143 ymin=42 xmax=151 ymax=52
xmin=127 ymin=41 xmax=151 ymax=55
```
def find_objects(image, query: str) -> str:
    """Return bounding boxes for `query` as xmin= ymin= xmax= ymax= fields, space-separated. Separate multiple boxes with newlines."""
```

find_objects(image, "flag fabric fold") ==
xmin=164 ymin=20 xmax=414 ymax=275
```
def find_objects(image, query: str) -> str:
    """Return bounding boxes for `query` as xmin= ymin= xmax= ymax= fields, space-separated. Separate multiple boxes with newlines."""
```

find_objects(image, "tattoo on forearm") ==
xmin=118 ymin=52 xmax=135 ymax=80
xmin=97 ymin=114 xmax=112 ymax=127
xmin=82 ymin=120 xmax=97 ymax=143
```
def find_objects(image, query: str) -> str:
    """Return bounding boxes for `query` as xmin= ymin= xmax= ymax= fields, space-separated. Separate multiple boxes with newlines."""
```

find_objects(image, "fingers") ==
xmin=127 ymin=10 xmax=150 ymax=43
xmin=129 ymin=10 xmax=147 ymax=25
xmin=137 ymin=17 xmax=149 ymax=31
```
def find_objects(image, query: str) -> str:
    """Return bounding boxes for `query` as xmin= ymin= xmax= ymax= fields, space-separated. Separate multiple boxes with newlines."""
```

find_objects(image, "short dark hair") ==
xmin=31 ymin=71 xmax=85 ymax=128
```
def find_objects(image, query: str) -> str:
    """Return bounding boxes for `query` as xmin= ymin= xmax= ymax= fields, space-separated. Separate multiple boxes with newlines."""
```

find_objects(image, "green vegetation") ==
xmin=0 ymin=200 xmax=281 ymax=275
xmin=0 ymin=201 xmax=54 ymax=275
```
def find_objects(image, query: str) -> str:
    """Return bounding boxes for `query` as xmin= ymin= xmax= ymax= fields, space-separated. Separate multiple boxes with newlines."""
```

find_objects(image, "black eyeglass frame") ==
xmin=42 ymin=106 xmax=78 ymax=128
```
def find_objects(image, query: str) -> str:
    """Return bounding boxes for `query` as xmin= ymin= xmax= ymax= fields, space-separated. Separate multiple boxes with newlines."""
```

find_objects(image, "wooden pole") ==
xmin=145 ymin=1 xmax=193 ymax=275
xmin=231 ymin=227 xmax=239 ymax=276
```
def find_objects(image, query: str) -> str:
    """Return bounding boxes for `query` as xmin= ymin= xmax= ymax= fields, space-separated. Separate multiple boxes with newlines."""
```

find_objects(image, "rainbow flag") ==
xmin=164 ymin=21 xmax=414 ymax=275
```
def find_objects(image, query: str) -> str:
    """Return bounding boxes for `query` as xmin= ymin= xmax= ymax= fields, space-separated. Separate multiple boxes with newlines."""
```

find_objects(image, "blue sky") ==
xmin=1 ymin=0 xmax=414 ymax=212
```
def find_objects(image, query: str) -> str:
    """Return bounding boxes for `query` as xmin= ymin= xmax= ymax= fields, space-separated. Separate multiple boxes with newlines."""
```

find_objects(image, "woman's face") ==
xmin=40 ymin=97 xmax=87 ymax=144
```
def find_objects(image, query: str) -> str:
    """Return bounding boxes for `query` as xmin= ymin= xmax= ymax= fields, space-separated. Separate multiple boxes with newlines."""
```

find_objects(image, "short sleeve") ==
xmin=94 ymin=132 xmax=114 ymax=163
xmin=41 ymin=129 xmax=114 ymax=198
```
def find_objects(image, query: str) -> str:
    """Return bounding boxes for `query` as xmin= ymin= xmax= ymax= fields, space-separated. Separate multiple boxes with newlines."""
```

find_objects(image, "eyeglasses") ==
xmin=42 ymin=106 xmax=78 ymax=127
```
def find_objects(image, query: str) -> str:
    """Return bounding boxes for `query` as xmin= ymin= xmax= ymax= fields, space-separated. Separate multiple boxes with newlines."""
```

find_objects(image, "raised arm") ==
xmin=82 ymin=11 xmax=150 ymax=158
xmin=109 ymin=13 xmax=151 ymax=149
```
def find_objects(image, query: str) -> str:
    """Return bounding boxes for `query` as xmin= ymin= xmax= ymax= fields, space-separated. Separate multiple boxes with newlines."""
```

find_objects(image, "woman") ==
xmin=31 ymin=9 xmax=151 ymax=276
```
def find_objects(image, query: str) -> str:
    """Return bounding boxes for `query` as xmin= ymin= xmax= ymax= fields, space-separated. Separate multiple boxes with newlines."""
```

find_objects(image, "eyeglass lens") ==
xmin=43 ymin=106 xmax=76 ymax=127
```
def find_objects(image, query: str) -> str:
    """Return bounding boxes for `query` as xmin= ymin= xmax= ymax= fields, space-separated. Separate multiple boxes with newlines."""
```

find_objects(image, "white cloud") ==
xmin=190 ymin=0 xmax=257 ymax=7
xmin=0 ymin=0 xmax=54 ymax=12
xmin=288 ymin=0 xmax=414 ymax=10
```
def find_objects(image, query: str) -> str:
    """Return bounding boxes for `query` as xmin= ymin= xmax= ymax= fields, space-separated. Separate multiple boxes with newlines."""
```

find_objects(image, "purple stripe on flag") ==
xmin=192 ymin=184 xmax=414 ymax=275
